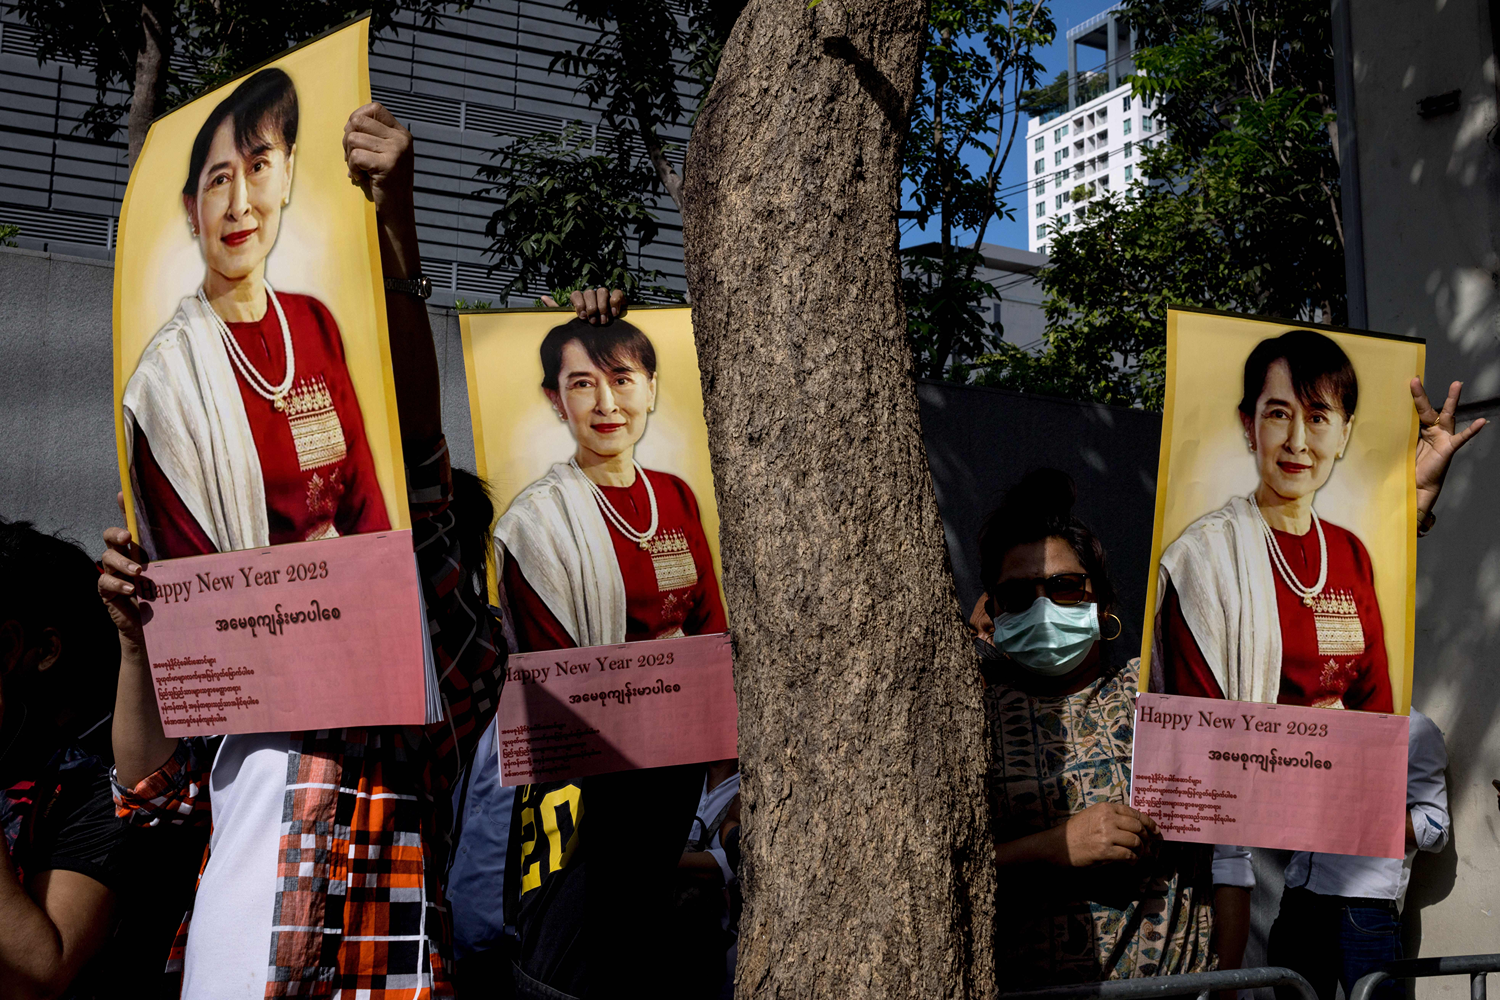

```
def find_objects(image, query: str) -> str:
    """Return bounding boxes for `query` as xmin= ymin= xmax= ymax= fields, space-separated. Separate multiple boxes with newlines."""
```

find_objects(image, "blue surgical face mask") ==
xmin=990 ymin=597 xmax=1100 ymax=677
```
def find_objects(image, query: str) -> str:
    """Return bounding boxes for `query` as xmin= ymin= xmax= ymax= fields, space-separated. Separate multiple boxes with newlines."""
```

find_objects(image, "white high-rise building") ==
xmin=1026 ymin=4 xmax=1163 ymax=254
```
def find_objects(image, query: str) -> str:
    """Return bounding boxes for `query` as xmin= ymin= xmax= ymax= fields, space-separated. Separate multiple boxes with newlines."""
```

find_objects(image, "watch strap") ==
xmin=385 ymin=274 xmax=433 ymax=300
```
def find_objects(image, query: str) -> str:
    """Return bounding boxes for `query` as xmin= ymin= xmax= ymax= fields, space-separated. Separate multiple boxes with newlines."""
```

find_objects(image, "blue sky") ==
xmin=900 ymin=0 xmax=1118 ymax=252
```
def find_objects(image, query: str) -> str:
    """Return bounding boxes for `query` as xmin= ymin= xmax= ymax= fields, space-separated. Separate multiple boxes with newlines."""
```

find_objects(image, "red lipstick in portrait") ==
xmin=222 ymin=229 xmax=255 ymax=247
xmin=592 ymin=423 xmax=626 ymax=433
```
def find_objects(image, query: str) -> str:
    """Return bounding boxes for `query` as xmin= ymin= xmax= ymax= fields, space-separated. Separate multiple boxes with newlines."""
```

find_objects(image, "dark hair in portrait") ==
xmin=979 ymin=468 xmax=1118 ymax=613
xmin=539 ymin=318 xmax=658 ymax=391
xmin=1239 ymin=329 xmax=1359 ymax=420
xmin=183 ymin=67 xmax=300 ymax=197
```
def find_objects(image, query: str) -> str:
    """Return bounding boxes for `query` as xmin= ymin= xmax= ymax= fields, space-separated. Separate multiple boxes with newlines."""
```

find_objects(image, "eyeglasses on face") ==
xmin=990 ymin=573 xmax=1092 ymax=616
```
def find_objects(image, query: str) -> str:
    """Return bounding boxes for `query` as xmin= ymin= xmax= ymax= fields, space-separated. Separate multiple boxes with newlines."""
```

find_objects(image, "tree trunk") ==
xmin=127 ymin=0 xmax=173 ymax=165
xmin=682 ymin=3 xmax=997 ymax=997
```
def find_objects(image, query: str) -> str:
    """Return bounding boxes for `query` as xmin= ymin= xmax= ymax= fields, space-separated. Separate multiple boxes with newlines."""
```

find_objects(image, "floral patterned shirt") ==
xmin=986 ymin=657 xmax=1216 ymax=988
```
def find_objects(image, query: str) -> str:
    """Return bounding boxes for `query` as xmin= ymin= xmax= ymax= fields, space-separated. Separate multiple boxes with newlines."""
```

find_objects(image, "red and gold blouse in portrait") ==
xmin=1158 ymin=520 xmax=1392 ymax=712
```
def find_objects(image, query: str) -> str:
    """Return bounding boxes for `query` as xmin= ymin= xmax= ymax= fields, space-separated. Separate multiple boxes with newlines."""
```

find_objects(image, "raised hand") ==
xmin=97 ymin=493 xmax=149 ymax=646
xmin=1411 ymin=378 xmax=1487 ymax=514
xmin=541 ymin=287 xmax=627 ymax=325
xmin=342 ymin=102 xmax=415 ymax=221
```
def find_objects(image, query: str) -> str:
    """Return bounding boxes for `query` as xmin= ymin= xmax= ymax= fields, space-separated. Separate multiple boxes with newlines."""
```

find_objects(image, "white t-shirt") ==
xmin=180 ymin=734 xmax=291 ymax=999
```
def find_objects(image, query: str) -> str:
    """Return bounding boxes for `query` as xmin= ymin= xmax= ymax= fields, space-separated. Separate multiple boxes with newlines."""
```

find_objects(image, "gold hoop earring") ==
xmin=1101 ymin=612 xmax=1123 ymax=641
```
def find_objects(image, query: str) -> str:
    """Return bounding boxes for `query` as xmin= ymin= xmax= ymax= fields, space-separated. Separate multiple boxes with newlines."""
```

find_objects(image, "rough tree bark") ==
xmin=682 ymin=2 xmax=997 ymax=997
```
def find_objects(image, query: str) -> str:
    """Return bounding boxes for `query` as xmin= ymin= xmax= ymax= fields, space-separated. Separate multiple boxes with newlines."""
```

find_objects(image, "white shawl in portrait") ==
xmin=122 ymin=295 xmax=268 ymax=557
xmin=494 ymin=462 xmax=627 ymax=646
xmin=1152 ymin=495 xmax=1282 ymax=702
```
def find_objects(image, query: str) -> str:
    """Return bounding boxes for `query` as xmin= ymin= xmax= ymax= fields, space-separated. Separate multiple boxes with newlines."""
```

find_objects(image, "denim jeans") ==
xmin=1269 ymin=886 xmax=1404 ymax=1000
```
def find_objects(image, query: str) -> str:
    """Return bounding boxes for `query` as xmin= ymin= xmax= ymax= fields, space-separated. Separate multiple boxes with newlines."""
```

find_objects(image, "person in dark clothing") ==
xmin=0 ymin=519 xmax=132 ymax=998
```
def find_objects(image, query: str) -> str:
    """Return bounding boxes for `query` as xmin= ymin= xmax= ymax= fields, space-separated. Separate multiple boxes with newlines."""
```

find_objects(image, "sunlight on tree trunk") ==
xmin=683 ymin=1 xmax=997 ymax=996
xmin=127 ymin=0 xmax=172 ymax=164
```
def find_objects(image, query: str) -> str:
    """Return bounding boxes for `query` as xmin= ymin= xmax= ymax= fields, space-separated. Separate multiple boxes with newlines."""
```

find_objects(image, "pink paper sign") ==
xmin=496 ymin=632 xmax=737 ymax=786
xmin=1131 ymin=692 xmax=1409 ymax=858
xmin=138 ymin=531 xmax=429 ymax=736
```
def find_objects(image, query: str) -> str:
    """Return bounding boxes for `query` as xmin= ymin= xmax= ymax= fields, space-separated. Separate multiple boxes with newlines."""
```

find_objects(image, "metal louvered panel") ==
xmin=0 ymin=20 xmax=37 ymax=58
xmin=0 ymin=204 xmax=113 ymax=246
xmin=461 ymin=103 xmax=567 ymax=140
xmin=370 ymin=85 xmax=463 ymax=130
xmin=169 ymin=52 xmax=202 ymax=90
xmin=0 ymin=0 xmax=692 ymax=303
xmin=454 ymin=260 xmax=524 ymax=298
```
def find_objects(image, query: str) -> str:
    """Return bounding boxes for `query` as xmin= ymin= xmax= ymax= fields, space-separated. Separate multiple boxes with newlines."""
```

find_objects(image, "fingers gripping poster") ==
xmin=111 ymin=19 xmax=434 ymax=735
xmin=1131 ymin=308 xmax=1424 ymax=858
xmin=461 ymin=307 xmax=737 ymax=785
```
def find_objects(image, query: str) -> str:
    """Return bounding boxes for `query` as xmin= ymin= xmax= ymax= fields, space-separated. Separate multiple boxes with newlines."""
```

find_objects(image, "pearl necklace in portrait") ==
xmin=573 ymin=457 xmax=659 ymax=550
xmin=1252 ymin=498 xmax=1327 ymax=607
xmin=200 ymin=280 xmax=296 ymax=412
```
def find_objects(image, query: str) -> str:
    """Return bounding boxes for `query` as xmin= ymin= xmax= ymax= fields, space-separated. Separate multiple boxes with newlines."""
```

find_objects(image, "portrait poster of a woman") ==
xmin=1143 ymin=309 xmax=1424 ymax=714
xmin=461 ymin=307 xmax=728 ymax=649
xmin=460 ymin=305 xmax=732 ymax=997
xmin=113 ymin=23 xmax=406 ymax=561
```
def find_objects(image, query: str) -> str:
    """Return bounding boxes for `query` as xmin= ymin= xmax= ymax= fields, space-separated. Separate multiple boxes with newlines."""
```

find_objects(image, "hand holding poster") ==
xmin=111 ymin=20 xmax=436 ymax=733
xmin=461 ymin=306 xmax=737 ymax=782
xmin=1132 ymin=308 xmax=1423 ymax=857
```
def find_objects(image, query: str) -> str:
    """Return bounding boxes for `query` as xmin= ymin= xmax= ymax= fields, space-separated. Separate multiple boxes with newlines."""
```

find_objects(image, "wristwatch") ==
xmin=385 ymin=274 xmax=433 ymax=300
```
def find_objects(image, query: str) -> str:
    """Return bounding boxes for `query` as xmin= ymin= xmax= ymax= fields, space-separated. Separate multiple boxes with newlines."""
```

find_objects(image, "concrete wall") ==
xmin=1349 ymin=0 xmax=1500 ymax=991
xmin=0 ymin=246 xmax=477 ymax=543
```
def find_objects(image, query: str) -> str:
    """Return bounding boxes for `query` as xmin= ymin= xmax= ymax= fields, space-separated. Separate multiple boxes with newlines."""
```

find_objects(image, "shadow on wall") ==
xmin=1405 ymin=403 xmax=1500 ymax=975
xmin=915 ymin=378 xmax=1163 ymax=638
xmin=1403 ymin=765 xmax=1462 ymax=959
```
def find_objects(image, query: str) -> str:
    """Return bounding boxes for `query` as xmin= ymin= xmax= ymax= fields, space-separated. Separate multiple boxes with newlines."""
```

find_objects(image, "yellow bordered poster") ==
xmin=1140 ymin=308 xmax=1422 ymax=713
xmin=460 ymin=306 xmax=727 ymax=617
xmin=1130 ymin=308 xmax=1422 ymax=859
xmin=108 ymin=19 xmax=437 ymax=738
xmin=113 ymin=17 xmax=406 ymax=558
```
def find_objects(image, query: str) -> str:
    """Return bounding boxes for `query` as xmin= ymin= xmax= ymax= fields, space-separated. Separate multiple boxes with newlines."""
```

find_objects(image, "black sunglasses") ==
xmin=990 ymin=573 xmax=1092 ymax=616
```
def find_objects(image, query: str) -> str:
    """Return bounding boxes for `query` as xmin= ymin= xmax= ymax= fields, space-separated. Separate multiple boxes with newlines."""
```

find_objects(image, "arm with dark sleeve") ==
xmin=502 ymin=554 xmax=579 ymax=653
xmin=411 ymin=441 xmax=507 ymax=794
xmin=34 ymin=763 xmax=131 ymax=892
xmin=311 ymin=297 xmax=392 ymax=536
xmin=1343 ymin=535 xmax=1394 ymax=714
xmin=133 ymin=429 xmax=217 ymax=559
xmin=1158 ymin=581 xmax=1227 ymax=699
xmin=344 ymin=102 xmax=504 ymax=790
xmin=679 ymin=479 xmax=728 ymax=635
xmin=0 ymin=765 xmax=122 ymax=1000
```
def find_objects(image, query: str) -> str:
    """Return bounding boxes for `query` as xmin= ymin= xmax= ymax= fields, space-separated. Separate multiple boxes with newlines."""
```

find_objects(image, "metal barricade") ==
xmin=1000 ymin=966 xmax=1320 ymax=1000
xmin=1350 ymin=954 xmax=1500 ymax=1000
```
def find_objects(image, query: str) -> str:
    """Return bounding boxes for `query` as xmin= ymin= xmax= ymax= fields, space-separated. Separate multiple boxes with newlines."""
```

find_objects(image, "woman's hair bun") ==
xmin=1000 ymin=467 xmax=1077 ymax=525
